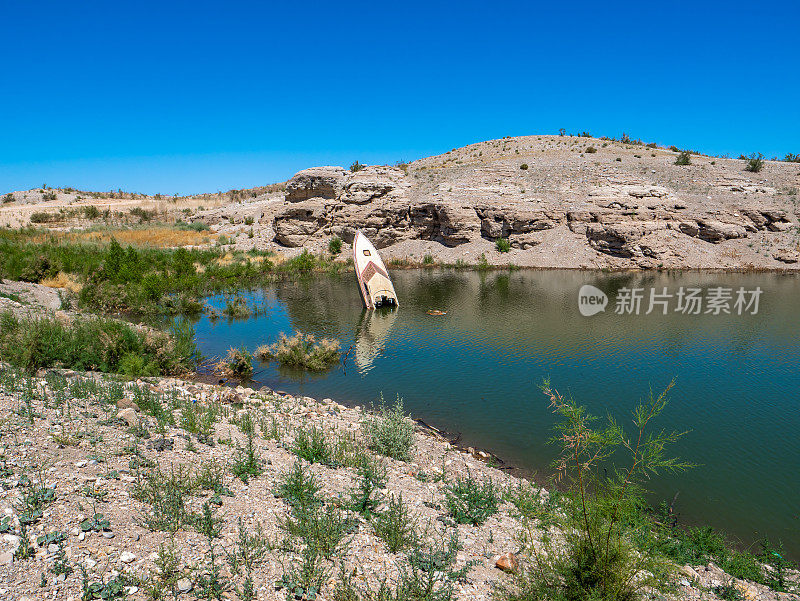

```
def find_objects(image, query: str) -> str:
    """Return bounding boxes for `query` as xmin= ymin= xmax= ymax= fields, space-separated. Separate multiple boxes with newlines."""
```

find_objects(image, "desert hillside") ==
xmin=3 ymin=135 xmax=799 ymax=269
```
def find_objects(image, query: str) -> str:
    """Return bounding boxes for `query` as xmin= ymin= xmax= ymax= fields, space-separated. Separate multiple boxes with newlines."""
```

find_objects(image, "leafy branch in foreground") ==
xmin=495 ymin=379 xmax=691 ymax=601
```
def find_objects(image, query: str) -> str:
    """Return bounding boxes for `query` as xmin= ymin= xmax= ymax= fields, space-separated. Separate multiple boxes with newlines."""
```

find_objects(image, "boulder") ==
xmin=116 ymin=398 xmax=140 ymax=412
xmin=773 ymin=248 xmax=800 ymax=264
xmin=285 ymin=167 xmax=346 ymax=202
xmin=273 ymin=200 xmax=329 ymax=247
xmin=436 ymin=204 xmax=481 ymax=246
xmin=340 ymin=166 xmax=409 ymax=205
xmin=116 ymin=408 xmax=139 ymax=428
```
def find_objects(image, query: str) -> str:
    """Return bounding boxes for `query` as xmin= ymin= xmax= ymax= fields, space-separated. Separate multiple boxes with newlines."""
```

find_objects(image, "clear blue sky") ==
xmin=1 ymin=1 xmax=798 ymax=195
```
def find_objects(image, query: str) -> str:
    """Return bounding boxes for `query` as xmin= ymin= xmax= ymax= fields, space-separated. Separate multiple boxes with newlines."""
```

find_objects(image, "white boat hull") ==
xmin=353 ymin=230 xmax=398 ymax=309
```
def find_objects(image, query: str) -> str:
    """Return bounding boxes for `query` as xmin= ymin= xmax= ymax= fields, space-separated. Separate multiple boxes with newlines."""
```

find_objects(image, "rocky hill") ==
xmin=4 ymin=135 xmax=799 ymax=269
xmin=260 ymin=135 xmax=800 ymax=269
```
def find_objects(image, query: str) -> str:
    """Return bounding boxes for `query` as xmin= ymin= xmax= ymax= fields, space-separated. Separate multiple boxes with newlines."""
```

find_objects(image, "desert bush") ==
xmin=745 ymin=152 xmax=765 ymax=172
xmin=675 ymin=151 xmax=692 ymax=166
xmin=372 ymin=493 xmax=416 ymax=552
xmin=82 ymin=206 xmax=101 ymax=219
xmin=0 ymin=311 xmax=196 ymax=375
xmin=220 ymin=346 xmax=252 ymax=377
xmin=328 ymin=236 xmax=342 ymax=255
xmin=363 ymin=396 xmax=416 ymax=461
xmin=256 ymin=332 xmax=340 ymax=371
xmin=519 ymin=163 xmax=528 ymax=170
xmin=585 ymin=146 xmax=597 ymax=153
xmin=291 ymin=425 xmax=332 ymax=465
xmin=30 ymin=212 xmax=57 ymax=223
xmin=350 ymin=160 xmax=365 ymax=172
xmin=445 ymin=472 xmax=499 ymax=525
xmin=3 ymin=193 xmax=14 ymax=204
xmin=495 ymin=380 xmax=689 ymax=601
xmin=495 ymin=238 xmax=511 ymax=253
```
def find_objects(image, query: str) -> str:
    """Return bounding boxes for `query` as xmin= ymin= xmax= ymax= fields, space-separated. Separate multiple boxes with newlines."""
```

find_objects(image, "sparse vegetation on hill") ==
xmin=745 ymin=153 xmax=766 ymax=173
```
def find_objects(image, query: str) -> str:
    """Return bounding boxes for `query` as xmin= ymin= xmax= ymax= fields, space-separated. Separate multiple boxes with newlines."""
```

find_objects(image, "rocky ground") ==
xmin=4 ymin=135 xmax=799 ymax=270
xmin=0 ymin=362 xmax=797 ymax=601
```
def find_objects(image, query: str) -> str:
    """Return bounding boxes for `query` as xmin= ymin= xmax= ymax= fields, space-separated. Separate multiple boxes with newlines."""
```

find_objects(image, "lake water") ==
xmin=194 ymin=269 xmax=800 ymax=558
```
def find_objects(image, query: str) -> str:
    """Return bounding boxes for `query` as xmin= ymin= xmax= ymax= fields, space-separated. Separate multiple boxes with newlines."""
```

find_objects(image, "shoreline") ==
xmin=2 ymin=364 xmax=797 ymax=601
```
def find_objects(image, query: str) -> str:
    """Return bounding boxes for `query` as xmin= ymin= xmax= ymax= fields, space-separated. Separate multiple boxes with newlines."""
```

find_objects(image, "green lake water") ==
xmin=195 ymin=269 xmax=800 ymax=558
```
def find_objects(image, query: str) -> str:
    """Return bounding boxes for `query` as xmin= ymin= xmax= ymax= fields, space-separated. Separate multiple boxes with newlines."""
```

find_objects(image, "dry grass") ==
xmin=40 ymin=271 xmax=83 ymax=294
xmin=70 ymin=228 xmax=216 ymax=247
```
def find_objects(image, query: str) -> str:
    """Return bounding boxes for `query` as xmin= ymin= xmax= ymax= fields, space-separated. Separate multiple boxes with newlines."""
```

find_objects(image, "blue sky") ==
xmin=1 ymin=1 xmax=798 ymax=195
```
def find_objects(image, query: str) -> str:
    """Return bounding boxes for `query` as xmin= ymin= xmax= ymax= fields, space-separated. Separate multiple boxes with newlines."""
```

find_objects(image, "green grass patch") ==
xmin=0 ymin=311 xmax=198 ymax=375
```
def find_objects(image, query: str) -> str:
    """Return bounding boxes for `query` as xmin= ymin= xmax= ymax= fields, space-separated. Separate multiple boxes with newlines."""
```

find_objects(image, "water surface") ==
xmin=195 ymin=269 xmax=800 ymax=558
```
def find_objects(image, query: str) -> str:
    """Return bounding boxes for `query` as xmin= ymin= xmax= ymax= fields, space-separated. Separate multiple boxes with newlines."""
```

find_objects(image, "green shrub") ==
xmin=495 ymin=238 xmax=511 ymax=253
xmin=348 ymin=457 xmax=387 ymax=518
xmin=2 ymin=193 xmax=14 ymax=204
xmin=291 ymin=425 xmax=332 ymax=465
xmin=275 ymin=461 xmax=322 ymax=514
xmin=82 ymin=206 xmax=101 ymax=219
xmin=372 ymin=493 xmax=415 ymax=553
xmin=132 ymin=467 xmax=195 ymax=532
xmin=745 ymin=152 xmax=765 ymax=172
xmin=495 ymin=380 xmax=689 ymax=601
xmin=445 ymin=473 xmax=499 ymax=525
xmin=675 ymin=151 xmax=692 ymax=165
xmin=0 ymin=311 xmax=197 ymax=375
xmin=328 ymin=237 xmax=342 ymax=255
xmin=230 ymin=431 xmax=262 ymax=483
xmin=349 ymin=160 xmax=365 ymax=173
xmin=363 ymin=396 xmax=416 ymax=461
xmin=586 ymin=146 xmax=597 ymax=153
xmin=519 ymin=163 xmax=528 ymax=170
xmin=30 ymin=212 xmax=57 ymax=223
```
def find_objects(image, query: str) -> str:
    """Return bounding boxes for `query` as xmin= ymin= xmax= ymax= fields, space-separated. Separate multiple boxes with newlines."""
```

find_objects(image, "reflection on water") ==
xmin=354 ymin=308 xmax=397 ymax=373
xmin=196 ymin=269 xmax=800 ymax=558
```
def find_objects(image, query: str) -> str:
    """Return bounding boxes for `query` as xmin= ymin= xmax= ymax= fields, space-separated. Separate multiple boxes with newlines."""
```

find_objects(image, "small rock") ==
xmin=147 ymin=437 xmax=174 ymax=451
xmin=177 ymin=578 xmax=193 ymax=593
xmin=102 ymin=531 xmax=115 ymax=539
xmin=116 ymin=398 xmax=140 ymax=411
xmin=0 ymin=551 xmax=12 ymax=565
xmin=48 ymin=543 xmax=60 ymax=554
xmin=120 ymin=551 xmax=136 ymax=564
xmin=124 ymin=586 xmax=138 ymax=596
xmin=117 ymin=408 xmax=139 ymax=428
xmin=495 ymin=552 xmax=519 ymax=573
xmin=78 ymin=532 xmax=85 ymax=541
xmin=75 ymin=460 xmax=88 ymax=468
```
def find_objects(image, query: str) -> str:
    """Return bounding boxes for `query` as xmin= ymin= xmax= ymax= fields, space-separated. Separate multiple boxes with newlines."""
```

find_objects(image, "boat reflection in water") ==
xmin=353 ymin=307 xmax=398 ymax=374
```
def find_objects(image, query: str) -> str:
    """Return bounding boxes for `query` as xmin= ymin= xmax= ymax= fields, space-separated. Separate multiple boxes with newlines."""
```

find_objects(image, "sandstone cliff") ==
xmin=260 ymin=135 xmax=800 ymax=269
